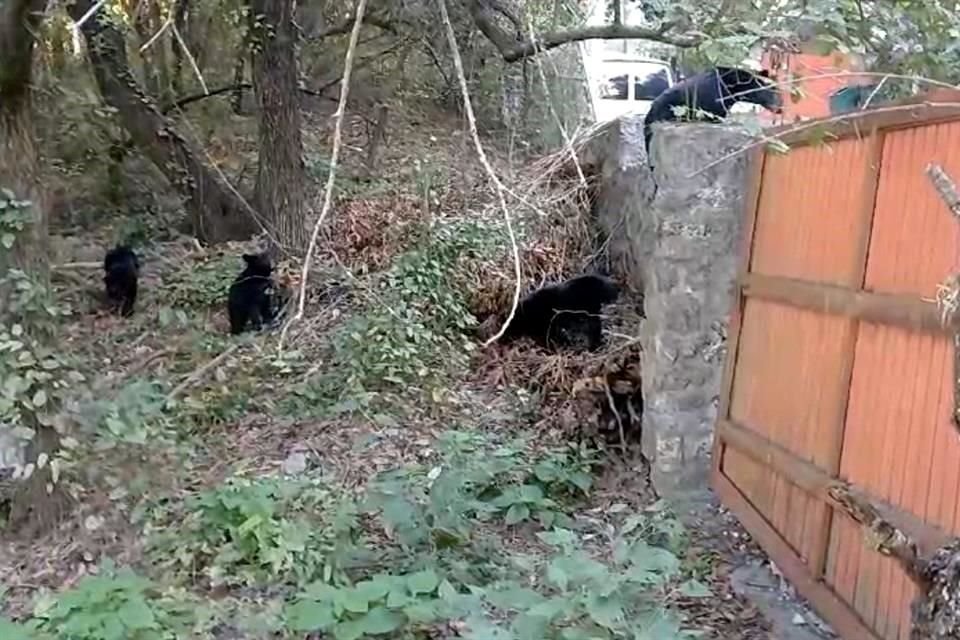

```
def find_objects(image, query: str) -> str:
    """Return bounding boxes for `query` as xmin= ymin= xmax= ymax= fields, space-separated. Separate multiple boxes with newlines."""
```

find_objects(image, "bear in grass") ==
xmin=643 ymin=66 xmax=784 ymax=160
xmin=103 ymin=245 xmax=140 ymax=317
xmin=227 ymin=252 xmax=277 ymax=335
xmin=499 ymin=274 xmax=621 ymax=352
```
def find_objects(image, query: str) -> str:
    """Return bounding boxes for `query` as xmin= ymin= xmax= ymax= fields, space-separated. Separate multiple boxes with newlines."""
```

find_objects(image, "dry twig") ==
xmin=165 ymin=344 xmax=239 ymax=405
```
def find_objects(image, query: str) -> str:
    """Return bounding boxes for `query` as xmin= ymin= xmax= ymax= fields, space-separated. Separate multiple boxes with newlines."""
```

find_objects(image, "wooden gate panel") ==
xmin=840 ymin=326 xmax=958 ymax=531
xmin=751 ymin=140 xmax=870 ymax=286
xmin=730 ymin=299 xmax=852 ymax=462
xmin=865 ymin=123 xmax=960 ymax=297
xmin=715 ymin=101 xmax=960 ymax=640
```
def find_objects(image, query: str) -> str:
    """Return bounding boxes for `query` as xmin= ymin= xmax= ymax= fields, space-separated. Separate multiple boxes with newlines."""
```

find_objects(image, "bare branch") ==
xmin=927 ymin=163 xmax=960 ymax=220
xmin=464 ymin=0 xmax=706 ymax=63
xmin=279 ymin=0 xmax=369 ymax=352
xmin=307 ymin=12 xmax=395 ymax=39
xmin=437 ymin=0 xmax=522 ymax=347
xmin=526 ymin=20 xmax=586 ymax=187
xmin=827 ymin=482 xmax=925 ymax=584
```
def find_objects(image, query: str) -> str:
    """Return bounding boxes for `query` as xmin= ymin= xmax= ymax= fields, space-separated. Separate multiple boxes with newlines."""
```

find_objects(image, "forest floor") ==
xmin=0 ymin=96 xmax=786 ymax=638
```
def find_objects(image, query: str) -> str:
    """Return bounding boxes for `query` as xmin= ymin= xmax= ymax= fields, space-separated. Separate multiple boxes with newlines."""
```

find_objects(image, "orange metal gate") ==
xmin=713 ymin=97 xmax=960 ymax=640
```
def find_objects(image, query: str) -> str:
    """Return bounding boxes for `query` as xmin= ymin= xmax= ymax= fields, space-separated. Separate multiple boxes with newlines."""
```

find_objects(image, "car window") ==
xmin=599 ymin=74 xmax=628 ymax=100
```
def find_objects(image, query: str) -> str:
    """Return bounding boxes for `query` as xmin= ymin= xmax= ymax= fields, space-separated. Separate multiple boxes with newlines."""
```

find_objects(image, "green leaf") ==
xmin=31 ymin=390 xmax=47 ymax=408
xmin=286 ymin=599 xmax=337 ymax=631
xmin=504 ymin=503 xmax=530 ymax=525
xmin=354 ymin=578 xmax=391 ymax=602
xmin=677 ymin=579 xmax=712 ymax=598
xmin=632 ymin=609 xmax=683 ymax=639
xmin=511 ymin=611 xmax=550 ymax=640
xmin=526 ymin=596 xmax=567 ymax=619
xmin=333 ymin=618 xmax=364 ymax=640
xmin=585 ymin=593 xmax=624 ymax=629
xmin=117 ymin=598 xmax=155 ymax=630
xmin=406 ymin=569 xmax=439 ymax=595
xmin=569 ymin=471 xmax=592 ymax=493
xmin=402 ymin=600 xmax=439 ymax=623
xmin=484 ymin=585 xmax=545 ymax=611
xmin=338 ymin=588 xmax=371 ymax=614
xmin=546 ymin=562 xmax=569 ymax=592
xmin=0 ymin=618 xmax=39 ymax=640
xmin=518 ymin=484 xmax=544 ymax=502
xmin=1 ymin=234 xmax=14 ymax=249
xmin=354 ymin=606 xmax=405 ymax=635
xmin=385 ymin=587 xmax=410 ymax=609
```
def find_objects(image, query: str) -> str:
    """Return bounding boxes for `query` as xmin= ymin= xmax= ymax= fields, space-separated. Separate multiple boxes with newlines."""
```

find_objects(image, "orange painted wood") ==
xmin=714 ymin=106 xmax=960 ymax=640
xmin=715 ymin=472 xmax=881 ymax=640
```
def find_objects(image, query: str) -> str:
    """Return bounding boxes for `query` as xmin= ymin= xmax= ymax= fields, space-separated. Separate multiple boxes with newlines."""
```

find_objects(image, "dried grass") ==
xmin=937 ymin=273 xmax=960 ymax=326
xmin=323 ymin=195 xmax=426 ymax=274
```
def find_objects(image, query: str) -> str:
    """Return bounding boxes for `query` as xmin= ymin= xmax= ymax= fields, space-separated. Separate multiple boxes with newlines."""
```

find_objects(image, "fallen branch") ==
xmin=927 ymin=164 xmax=960 ymax=219
xmin=165 ymin=343 xmax=239 ymax=404
xmin=278 ymin=0 xmax=369 ymax=352
xmin=828 ymin=480 xmax=960 ymax=638
xmin=438 ymin=0 xmax=522 ymax=347
xmin=827 ymin=483 xmax=923 ymax=581
xmin=94 ymin=347 xmax=177 ymax=392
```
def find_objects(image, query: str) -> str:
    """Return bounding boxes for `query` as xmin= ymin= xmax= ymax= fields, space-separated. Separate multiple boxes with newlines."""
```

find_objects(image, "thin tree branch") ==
xmin=279 ymin=0 xmax=369 ymax=352
xmin=437 ymin=0 xmax=522 ymax=347
xmin=526 ymin=19 xmax=586 ymax=187
xmin=827 ymin=482 xmax=925 ymax=584
xmin=464 ymin=0 xmax=707 ymax=63
xmin=161 ymin=38 xmax=409 ymax=115
xmin=306 ymin=12 xmax=395 ymax=39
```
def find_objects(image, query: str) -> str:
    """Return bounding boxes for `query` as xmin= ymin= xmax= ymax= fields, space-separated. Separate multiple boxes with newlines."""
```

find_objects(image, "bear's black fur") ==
xmin=643 ymin=66 xmax=783 ymax=159
xmin=227 ymin=252 xmax=277 ymax=335
xmin=103 ymin=245 xmax=140 ymax=317
xmin=500 ymin=274 xmax=621 ymax=352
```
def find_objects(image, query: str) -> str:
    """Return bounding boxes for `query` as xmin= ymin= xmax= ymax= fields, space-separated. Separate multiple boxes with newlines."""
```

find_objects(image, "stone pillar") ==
xmin=641 ymin=122 xmax=751 ymax=498
xmin=592 ymin=115 xmax=657 ymax=291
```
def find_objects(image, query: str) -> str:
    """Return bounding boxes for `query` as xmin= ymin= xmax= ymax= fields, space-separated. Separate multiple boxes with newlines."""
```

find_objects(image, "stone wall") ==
xmin=593 ymin=118 xmax=751 ymax=498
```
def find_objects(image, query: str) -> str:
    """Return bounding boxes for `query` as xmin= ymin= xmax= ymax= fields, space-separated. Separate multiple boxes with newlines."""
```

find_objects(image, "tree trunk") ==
xmin=68 ymin=0 xmax=257 ymax=243
xmin=231 ymin=28 xmax=249 ymax=115
xmin=249 ymin=0 xmax=308 ymax=254
xmin=0 ymin=0 xmax=48 ymax=274
xmin=0 ymin=0 xmax=73 ymax=536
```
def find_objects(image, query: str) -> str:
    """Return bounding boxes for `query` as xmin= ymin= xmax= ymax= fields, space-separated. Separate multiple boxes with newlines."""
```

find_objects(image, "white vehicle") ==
xmin=591 ymin=58 xmax=675 ymax=123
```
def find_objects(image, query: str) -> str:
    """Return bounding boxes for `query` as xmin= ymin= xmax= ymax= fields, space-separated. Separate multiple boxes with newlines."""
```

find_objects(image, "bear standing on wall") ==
xmin=103 ymin=245 xmax=140 ymax=317
xmin=498 ymin=274 xmax=621 ymax=352
xmin=227 ymin=252 xmax=277 ymax=335
xmin=643 ymin=66 xmax=783 ymax=161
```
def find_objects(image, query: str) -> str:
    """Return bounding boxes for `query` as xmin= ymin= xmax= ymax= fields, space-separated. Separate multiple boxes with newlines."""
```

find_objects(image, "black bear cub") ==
xmin=500 ymin=274 xmax=621 ymax=352
xmin=228 ymin=252 xmax=277 ymax=335
xmin=103 ymin=245 xmax=140 ymax=317
xmin=643 ymin=66 xmax=784 ymax=158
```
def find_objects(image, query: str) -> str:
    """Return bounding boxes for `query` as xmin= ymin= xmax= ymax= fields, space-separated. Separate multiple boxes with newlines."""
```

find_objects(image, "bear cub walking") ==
xmin=501 ymin=273 xmax=621 ymax=351
xmin=103 ymin=245 xmax=140 ymax=317
xmin=228 ymin=252 xmax=277 ymax=335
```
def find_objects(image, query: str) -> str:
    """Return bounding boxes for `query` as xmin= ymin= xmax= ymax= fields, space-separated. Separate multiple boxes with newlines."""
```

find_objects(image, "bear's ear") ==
xmin=242 ymin=253 xmax=256 ymax=264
